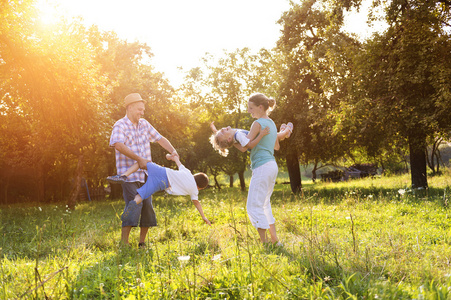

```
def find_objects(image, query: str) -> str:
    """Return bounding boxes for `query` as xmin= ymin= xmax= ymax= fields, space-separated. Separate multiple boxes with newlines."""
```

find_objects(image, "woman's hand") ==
xmin=261 ymin=126 xmax=270 ymax=136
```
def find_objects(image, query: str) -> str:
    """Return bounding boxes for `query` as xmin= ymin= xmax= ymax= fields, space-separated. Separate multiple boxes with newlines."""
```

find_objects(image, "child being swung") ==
xmin=209 ymin=121 xmax=293 ymax=157
xmin=109 ymin=154 xmax=211 ymax=226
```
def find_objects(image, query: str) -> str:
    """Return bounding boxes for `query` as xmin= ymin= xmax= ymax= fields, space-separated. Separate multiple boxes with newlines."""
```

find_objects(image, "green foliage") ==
xmin=1 ymin=172 xmax=451 ymax=299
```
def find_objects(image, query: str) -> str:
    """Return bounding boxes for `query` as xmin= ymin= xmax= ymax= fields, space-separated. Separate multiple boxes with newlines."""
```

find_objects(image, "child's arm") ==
xmin=192 ymin=200 xmax=211 ymax=226
xmin=210 ymin=122 xmax=218 ymax=133
xmin=122 ymin=162 xmax=140 ymax=176
xmin=166 ymin=153 xmax=182 ymax=167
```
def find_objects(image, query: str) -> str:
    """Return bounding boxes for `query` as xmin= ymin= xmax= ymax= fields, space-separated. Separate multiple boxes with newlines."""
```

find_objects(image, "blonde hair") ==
xmin=209 ymin=132 xmax=233 ymax=157
xmin=248 ymin=93 xmax=276 ymax=114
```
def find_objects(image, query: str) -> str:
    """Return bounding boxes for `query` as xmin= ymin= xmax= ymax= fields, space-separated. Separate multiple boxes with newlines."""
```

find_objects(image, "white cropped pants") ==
xmin=246 ymin=160 xmax=278 ymax=229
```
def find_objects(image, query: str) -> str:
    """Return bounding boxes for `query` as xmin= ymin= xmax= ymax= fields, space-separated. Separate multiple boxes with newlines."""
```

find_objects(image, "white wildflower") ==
xmin=212 ymin=254 xmax=222 ymax=261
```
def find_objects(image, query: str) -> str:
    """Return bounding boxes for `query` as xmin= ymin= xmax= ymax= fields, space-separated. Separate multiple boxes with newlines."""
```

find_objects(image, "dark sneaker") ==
xmin=121 ymin=200 xmax=139 ymax=223
xmin=107 ymin=175 xmax=127 ymax=184
xmin=138 ymin=242 xmax=146 ymax=249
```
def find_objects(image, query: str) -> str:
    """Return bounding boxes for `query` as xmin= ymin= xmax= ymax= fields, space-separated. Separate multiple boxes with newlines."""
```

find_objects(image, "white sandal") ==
xmin=286 ymin=122 xmax=293 ymax=138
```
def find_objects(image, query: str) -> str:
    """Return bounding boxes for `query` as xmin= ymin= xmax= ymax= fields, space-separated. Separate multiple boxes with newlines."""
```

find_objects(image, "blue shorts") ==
xmin=136 ymin=162 xmax=169 ymax=200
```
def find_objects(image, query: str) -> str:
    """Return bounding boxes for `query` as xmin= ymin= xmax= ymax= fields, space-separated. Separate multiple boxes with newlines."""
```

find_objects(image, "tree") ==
xmin=1 ymin=2 xmax=118 ymax=205
xmin=276 ymin=0 xmax=357 ymax=190
xmin=344 ymin=0 xmax=451 ymax=188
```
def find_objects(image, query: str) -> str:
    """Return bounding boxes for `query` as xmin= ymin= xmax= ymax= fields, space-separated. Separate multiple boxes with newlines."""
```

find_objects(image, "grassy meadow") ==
xmin=1 ymin=171 xmax=451 ymax=299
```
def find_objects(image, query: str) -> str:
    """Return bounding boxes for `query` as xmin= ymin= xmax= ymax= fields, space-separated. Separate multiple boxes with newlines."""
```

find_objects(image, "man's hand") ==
xmin=137 ymin=157 xmax=149 ymax=169
xmin=171 ymin=150 xmax=179 ymax=159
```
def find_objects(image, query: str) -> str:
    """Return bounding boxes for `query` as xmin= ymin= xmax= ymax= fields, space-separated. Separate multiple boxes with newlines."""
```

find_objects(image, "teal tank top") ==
xmin=250 ymin=118 xmax=277 ymax=170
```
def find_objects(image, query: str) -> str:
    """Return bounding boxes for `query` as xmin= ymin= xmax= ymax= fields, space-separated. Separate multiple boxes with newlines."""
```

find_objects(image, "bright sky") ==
xmin=38 ymin=0 xmax=384 ymax=88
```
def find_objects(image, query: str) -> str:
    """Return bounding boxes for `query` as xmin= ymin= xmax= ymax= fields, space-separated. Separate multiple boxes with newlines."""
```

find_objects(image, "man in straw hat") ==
xmin=109 ymin=92 xmax=179 ymax=247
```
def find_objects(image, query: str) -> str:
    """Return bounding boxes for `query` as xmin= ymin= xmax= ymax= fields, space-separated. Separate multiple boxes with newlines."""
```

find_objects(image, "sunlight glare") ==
xmin=36 ymin=0 xmax=61 ymax=26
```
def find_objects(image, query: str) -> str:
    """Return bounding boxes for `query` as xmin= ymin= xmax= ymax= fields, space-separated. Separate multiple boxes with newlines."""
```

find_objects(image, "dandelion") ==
xmin=178 ymin=255 xmax=190 ymax=261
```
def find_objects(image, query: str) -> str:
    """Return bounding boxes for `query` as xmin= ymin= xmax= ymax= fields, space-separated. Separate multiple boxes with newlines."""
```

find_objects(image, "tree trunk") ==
xmin=229 ymin=175 xmax=234 ymax=187
xmin=286 ymin=148 xmax=302 ymax=194
xmin=68 ymin=154 xmax=84 ymax=209
xmin=238 ymin=171 xmax=246 ymax=191
xmin=409 ymin=136 xmax=428 ymax=189
xmin=214 ymin=176 xmax=221 ymax=190
xmin=311 ymin=160 xmax=318 ymax=183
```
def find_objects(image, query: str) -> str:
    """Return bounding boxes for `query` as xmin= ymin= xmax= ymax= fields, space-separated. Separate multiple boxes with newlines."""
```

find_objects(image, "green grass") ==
xmin=1 ymin=171 xmax=451 ymax=299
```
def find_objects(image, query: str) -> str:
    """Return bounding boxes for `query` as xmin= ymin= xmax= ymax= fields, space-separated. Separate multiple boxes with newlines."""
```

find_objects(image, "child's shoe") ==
xmin=121 ymin=200 xmax=139 ymax=223
xmin=286 ymin=122 xmax=293 ymax=138
xmin=280 ymin=123 xmax=287 ymax=132
xmin=107 ymin=175 xmax=127 ymax=184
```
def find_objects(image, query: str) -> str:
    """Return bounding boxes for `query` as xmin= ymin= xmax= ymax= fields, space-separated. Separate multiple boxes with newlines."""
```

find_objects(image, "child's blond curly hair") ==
xmin=209 ymin=132 xmax=234 ymax=157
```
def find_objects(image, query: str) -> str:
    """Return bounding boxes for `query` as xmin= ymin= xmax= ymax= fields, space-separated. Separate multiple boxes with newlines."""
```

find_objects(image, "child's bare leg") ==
xmin=277 ymin=122 xmax=293 ymax=141
xmin=107 ymin=163 xmax=139 ymax=184
xmin=122 ymin=162 xmax=139 ymax=177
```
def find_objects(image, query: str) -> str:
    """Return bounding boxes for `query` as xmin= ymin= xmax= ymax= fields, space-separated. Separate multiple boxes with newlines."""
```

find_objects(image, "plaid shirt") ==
xmin=109 ymin=116 xmax=162 ymax=183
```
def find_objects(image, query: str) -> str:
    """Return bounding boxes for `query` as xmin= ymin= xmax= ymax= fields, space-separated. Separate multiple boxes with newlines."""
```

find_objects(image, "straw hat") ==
xmin=124 ymin=93 xmax=146 ymax=107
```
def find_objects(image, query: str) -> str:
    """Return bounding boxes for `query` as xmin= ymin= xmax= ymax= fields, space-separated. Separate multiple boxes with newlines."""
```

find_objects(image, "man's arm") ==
xmin=192 ymin=200 xmax=211 ymax=226
xmin=157 ymin=136 xmax=179 ymax=158
xmin=113 ymin=142 xmax=148 ymax=169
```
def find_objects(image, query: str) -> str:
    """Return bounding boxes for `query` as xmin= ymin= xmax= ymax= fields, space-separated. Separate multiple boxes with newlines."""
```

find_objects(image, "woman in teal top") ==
xmin=245 ymin=93 xmax=281 ymax=245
